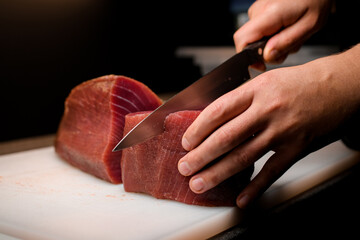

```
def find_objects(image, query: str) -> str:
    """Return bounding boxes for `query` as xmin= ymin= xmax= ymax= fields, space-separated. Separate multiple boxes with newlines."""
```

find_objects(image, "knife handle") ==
xmin=244 ymin=37 xmax=268 ymax=56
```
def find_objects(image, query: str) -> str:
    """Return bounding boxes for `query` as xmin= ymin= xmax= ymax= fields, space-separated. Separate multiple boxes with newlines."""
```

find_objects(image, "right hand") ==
xmin=234 ymin=0 xmax=334 ymax=67
xmin=179 ymin=43 xmax=360 ymax=209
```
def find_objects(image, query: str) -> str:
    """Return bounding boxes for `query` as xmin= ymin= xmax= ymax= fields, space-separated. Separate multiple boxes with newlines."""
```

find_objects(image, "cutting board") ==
xmin=0 ymin=141 xmax=359 ymax=240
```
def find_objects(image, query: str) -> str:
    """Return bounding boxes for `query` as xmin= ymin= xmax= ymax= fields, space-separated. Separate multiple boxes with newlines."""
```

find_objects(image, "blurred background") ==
xmin=0 ymin=0 xmax=357 ymax=142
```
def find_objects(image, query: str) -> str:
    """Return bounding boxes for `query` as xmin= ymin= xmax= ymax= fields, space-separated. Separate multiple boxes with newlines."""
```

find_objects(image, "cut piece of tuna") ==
xmin=55 ymin=75 xmax=162 ymax=183
xmin=121 ymin=111 xmax=253 ymax=206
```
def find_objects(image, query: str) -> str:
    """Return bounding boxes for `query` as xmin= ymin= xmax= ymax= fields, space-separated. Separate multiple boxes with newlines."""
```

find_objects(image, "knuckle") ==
xmin=233 ymin=30 xmax=247 ymax=52
xmin=209 ymin=100 xmax=225 ymax=116
xmin=255 ymin=70 xmax=275 ymax=87
xmin=268 ymin=96 xmax=283 ymax=113
xmin=305 ymin=14 xmax=322 ymax=32
xmin=233 ymin=150 xmax=253 ymax=170
xmin=207 ymin=101 xmax=230 ymax=126
xmin=204 ymin=170 xmax=222 ymax=189
xmin=280 ymin=35 xmax=294 ymax=49
xmin=233 ymin=30 xmax=241 ymax=43
xmin=189 ymin=150 xmax=207 ymax=171
xmin=247 ymin=4 xmax=255 ymax=18
xmin=211 ymin=99 xmax=228 ymax=117
xmin=258 ymin=85 xmax=285 ymax=115
xmin=261 ymin=161 xmax=282 ymax=180
xmin=184 ymin=124 xmax=199 ymax=144
xmin=263 ymin=130 xmax=277 ymax=149
xmin=260 ymin=98 xmax=283 ymax=117
xmin=215 ymin=127 xmax=237 ymax=147
xmin=266 ymin=1 xmax=282 ymax=15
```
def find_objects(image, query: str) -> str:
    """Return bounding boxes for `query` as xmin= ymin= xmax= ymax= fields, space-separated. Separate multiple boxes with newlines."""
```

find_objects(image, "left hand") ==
xmin=177 ymin=46 xmax=360 ymax=208
xmin=234 ymin=0 xmax=334 ymax=70
xmin=234 ymin=0 xmax=333 ymax=63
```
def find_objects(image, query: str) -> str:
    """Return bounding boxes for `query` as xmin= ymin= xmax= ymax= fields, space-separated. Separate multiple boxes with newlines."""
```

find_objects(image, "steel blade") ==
xmin=113 ymin=40 xmax=266 ymax=151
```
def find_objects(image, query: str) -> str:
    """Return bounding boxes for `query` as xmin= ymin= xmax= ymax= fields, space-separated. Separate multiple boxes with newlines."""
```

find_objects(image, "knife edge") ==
xmin=113 ymin=39 xmax=266 ymax=151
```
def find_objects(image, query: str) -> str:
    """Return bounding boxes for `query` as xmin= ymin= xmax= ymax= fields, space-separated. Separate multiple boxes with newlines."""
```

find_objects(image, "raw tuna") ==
xmin=55 ymin=75 xmax=162 ymax=183
xmin=121 ymin=111 xmax=253 ymax=206
xmin=56 ymin=75 xmax=253 ymax=206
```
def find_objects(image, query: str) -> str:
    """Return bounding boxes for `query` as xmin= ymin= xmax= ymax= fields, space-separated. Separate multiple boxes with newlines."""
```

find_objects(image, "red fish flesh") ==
xmin=121 ymin=111 xmax=253 ymax=206
xmin=55 ymin=75 xmax=253 ymax=206
xmin=55 ymin=75 xmax=162 ymax=183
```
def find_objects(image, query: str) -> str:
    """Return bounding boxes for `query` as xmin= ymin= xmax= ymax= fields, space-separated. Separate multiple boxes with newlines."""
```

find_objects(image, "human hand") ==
xmin=234 ymin=0 xmax=334 ymax=68
xmin=178 ymin=46 xmax=360 ymax=208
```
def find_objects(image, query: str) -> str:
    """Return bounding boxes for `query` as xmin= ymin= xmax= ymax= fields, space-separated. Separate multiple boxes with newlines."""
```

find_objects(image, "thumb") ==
xmin=263 ymin=16 xmax=315 ymax=62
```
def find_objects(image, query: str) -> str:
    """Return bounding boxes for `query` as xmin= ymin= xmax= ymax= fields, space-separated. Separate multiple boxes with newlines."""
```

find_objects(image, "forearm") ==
xmin=314 ymin=44 xmax=360 ymax=149
xmin=340 ymin=44 xmax=360 ymax=149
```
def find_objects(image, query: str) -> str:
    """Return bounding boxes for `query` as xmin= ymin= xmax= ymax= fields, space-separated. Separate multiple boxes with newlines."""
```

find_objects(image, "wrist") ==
xmin=312 ymin=44 xmax=360 ymax=113
xmin=311 ymin=44 xmax=360 ymax=148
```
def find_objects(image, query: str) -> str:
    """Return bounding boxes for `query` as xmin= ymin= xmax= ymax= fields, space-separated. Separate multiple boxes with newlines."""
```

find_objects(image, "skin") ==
xmin=177 ymin=0 xmax=360 ymax=208
xmin=235 ymin=0 xmax=334 ymax=69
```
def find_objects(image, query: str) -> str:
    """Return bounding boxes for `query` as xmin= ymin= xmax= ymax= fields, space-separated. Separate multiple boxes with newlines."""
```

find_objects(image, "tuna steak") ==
xmin=55 ymin=75 xmax=162 ymax=183
xmin=121 ymin=111 xmax=253 ymax=206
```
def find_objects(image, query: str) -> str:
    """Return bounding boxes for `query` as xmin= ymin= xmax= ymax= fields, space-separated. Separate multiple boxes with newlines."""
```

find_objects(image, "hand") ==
xmin=178 ymin=45 xmax=360 ymax=208
xmin=234 ymin=0 xmax=334 ymax=69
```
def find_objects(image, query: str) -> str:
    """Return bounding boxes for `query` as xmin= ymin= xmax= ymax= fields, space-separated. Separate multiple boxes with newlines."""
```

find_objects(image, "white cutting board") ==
xmin=0 ymin=141 xmax=359 ymax=240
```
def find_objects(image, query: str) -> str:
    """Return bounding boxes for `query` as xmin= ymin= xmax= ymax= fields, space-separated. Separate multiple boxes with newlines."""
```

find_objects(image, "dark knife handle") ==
xmin=243 ymin=37 xmax=269 ymax=57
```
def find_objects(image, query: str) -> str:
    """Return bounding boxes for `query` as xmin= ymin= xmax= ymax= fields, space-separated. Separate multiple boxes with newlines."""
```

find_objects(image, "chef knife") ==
xmin=113 ymin=39 xmax=267 ymax=151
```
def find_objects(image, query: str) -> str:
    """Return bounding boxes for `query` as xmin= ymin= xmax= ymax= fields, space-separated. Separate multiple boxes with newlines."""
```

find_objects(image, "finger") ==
xmin=234 ymin=1 xmax=305 ymax=53
xmin=234 ymin=16 xmax=282 ymax=53
xmin=179 ymin=103 xmax=264 ymax=177
xmin=236 ymin=147 xmax=301 ymax=208
xmin=247 ymin=0 xmax=260 ymax=20
xmin=188 ymin=130 xmax=272 ymax=194
xmin=263 ymin=15 xmax=316 ymax=62
xmin=263 ymin=41 xmax=303 ymax=64
xmin=289 ymin=43 xmax=302 ymax=54
xmin=182 ymin=86 xmax=254 ymax=151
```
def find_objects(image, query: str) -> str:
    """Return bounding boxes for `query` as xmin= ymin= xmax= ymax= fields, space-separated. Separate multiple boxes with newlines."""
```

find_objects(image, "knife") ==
xmin=113 ymin=39 xmax=267 ymax=151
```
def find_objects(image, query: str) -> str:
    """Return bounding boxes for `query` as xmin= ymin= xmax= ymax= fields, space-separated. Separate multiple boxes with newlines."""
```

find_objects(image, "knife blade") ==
xmin=113 ymin=39 xmax=267 ymax=151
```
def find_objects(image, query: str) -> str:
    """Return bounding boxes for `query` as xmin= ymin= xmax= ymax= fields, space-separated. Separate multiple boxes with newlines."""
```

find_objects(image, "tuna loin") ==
xmin=55 ymin=75 xmax=253 ymax=206
xmin=55 ymin=75 xmax=162 ymax=183
xmin=121 ymin=111 xmax=253 ymax=206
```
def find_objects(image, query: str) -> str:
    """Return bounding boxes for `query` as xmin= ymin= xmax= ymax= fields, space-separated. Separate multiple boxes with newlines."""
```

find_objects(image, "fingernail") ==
xmin=182 ymin=137 xmax=191 ymax=151
xmin=178 ymin=161 xmax=191 ymax=176
xmin=237 ymin=194 xmax=250 ymax=209
xmin=268 ymin=49 xmax=279 ymax=61
xmin=191 ymin=177 xmax=205 ymax=192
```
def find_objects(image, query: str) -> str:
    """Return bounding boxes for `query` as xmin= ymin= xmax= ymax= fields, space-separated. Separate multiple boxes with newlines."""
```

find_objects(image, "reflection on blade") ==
xmin=113 ymin=40 xmax=266 ymax=151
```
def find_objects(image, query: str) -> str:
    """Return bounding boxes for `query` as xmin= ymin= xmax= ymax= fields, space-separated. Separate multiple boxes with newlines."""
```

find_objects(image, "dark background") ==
xmin=0 ymin=0 xmax=357 ymax=142
xmin=0 ymin=0 xmax=234 ymax=141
